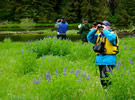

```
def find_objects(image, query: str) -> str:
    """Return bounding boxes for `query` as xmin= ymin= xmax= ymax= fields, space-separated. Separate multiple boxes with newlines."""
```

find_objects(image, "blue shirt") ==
xmin=58 ymin=22 xmax=68 ymax=34
xmin=87 ymin=29 xmax=117 ymax=65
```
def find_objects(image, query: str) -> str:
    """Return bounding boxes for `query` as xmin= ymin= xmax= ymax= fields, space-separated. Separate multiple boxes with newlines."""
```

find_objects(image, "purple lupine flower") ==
xmin=70 ymin=69 xmax=73 ymax=73
xmin=55 ymin=69 xmax=58 ymax=77
xmin=63 ymin=67 xmax=67 ymax=76
xmin=47 ymin=80 xmax=49 ymax=84
xmin=101 ymin=71 xmax=105 ymax=78
xmin=63 ymin=72 xmax=67 ymax=76
xmin=128 ymin=71 xmax=130 ymax=75
xmin=35 ymin=48 xmax=37 ymax=52
xmin=124 ymin=66 xmax=126 ymax=70
xmin=33 ymin=78 xmax=39 ymax=84
xmin=33 ymin=78 xmax=36 ymax=84
xmin=106 ymin=65 xmax=110 ymax=71
xmin=128 ymin=35 xmax=131 ymax=38
xmin=122 ymin=42 xmax=124 ymax=45
xmin=124 ymin=46 xmax=126 ymax=50
xmin=42 ymin=56 xmax=45 ymax=59
xmin=130 ymin=46 xmax=132 ymax=50
xmin=75 ymin=69 xmax=81 ymax=77
xmin=46 ymin=72 xmax=49 ymax=79
xmin=110 ymin=71 xmax=113 ymax=75
xmin=44 ymin=42 xmax=46 ymax=45
xmin=116 ymin=61 xmax=121 ymax=69
xmin=86 ymin=74 xmax=90 ymax=80
xmin=54 ymin=40 xmax=56 ymax=43
xmin=63 ymin=67 xmax=67 ymax=72
xmin=77 ymin=78 xmax=81 ymax=83
xmin=82 ymin=72 xmax=86 ymax=77
xmin=21 ymin=49 xmax=24 ymax=54
xmin=128 ymin=58 xmax=134 ymax=64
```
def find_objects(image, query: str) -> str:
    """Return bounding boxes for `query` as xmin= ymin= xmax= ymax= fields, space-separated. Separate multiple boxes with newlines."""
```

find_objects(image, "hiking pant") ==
xmin=57 ymin=35 xmax=66 ymax=40
xmin=98 ymin=65 xmax=114 ymax=88
xmin=81 ymin=33 xmax=88 ymax=42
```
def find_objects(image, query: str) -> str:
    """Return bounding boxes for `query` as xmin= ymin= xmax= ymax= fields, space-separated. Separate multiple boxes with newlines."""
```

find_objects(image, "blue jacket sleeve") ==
xmin=87 ymin=29 xmax=98 ymax=44
xmin=103 ymin=29 xmax=116 ymax=45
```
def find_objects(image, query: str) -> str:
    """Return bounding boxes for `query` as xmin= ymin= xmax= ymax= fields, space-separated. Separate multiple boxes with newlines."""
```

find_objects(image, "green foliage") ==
xmin=0 ymin=37 xmax=135 ymax=99
xmin=20 ymin=18 xmax=35 ymax=31
xmin=3 ymin=38 xmax=12 ymax=43
xmin=0 ymin=0 xmax=135 ymax=23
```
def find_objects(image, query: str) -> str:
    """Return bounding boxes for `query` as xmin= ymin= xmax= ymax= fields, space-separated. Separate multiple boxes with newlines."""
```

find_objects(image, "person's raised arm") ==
xmin=87 ymin=29 xmax=98 ymax=44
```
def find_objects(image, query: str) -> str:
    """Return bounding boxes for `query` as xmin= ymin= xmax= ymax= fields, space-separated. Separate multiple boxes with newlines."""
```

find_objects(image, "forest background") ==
xmin=0 ymin=0 xmax=135 ymax=24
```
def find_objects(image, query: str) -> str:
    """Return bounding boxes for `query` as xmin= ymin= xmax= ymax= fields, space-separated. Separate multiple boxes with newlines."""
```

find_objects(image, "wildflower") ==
xmin=46 ymin=72 xmax=49 ymax=79
xmin=124 ymin=66 xmax=126 ymax=70
xmin=77 ymin=78 xmax=81 ymax=83
xmin=35 ymin=48 xmax=37 ymax=52
xmin=116 ymin=61 xmax=121 ymax=69
xmin=130 ymin=46 xmax=132 ymax=50
xmin=82 ymin=72 xmax=86 ymax=77
xmin=124 ymin=46 xmax=126 ymax=50
xmin=101 ymin=71 xmax=105 ymax=78
xmin=63 ymin=72 xmax=67 ymax=76
xmin=122 ymin=42 xmax=124 ymax=45
xmin=128 ymin=71 xmax=130 ymax=75
xmin=43 ymin=74 xmax=44 ymax=81
xmin=55 ymin=69 xmax=58 ymax=77
xmin=106 ymin=65 xmax=109 ymax=71
xmin=86 ymin=74 xmax=90 ymax=80
xmin=75 ymin=69 xmax=81 ymax=77
xmin=70 ymin=69 xmax=73 ymax=73
xmin=47 ymin=80 xmax=49 ymax=84
xmin=42 ymin=56 xmax=45 ymax=59
xmin=21 ymin=49 xmax=24 ymax=54
xmin=33 ymin=78 xmax=39 ymax=84
xmin=128 ymin=58 xmax=134 ymax=64
xmin=63 ymin=67 xmax=67 ymax=76
xmin=44 ymin=42 xmax=46 ymax=45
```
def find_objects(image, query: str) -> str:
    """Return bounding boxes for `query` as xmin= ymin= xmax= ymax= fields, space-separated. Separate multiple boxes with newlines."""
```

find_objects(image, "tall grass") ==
xmin=0 ymin=37 xmax=134 ymax=100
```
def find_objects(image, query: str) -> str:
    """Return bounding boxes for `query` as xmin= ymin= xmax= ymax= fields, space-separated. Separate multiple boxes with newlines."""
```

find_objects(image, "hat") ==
xmin=61 ymin=17 xmax=65 ymax=19
xmin=82 ymin=18 xmax=87 ymax=21
xmin=102 ymin=21 xmax=111 ymax=26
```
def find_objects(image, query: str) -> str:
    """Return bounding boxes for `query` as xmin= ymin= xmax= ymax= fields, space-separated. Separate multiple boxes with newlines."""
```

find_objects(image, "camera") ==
xmin=93 ymin=42 xmax=106 ymax=53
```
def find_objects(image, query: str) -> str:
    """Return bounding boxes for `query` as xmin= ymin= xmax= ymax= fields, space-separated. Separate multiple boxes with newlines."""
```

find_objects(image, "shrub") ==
xmin=20 ymin=18 xmax=35 ymax=31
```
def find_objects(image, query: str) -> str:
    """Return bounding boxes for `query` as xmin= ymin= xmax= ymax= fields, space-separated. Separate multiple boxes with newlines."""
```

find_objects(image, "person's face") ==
xmin=82 ymin=20 xmax=87 ymax=23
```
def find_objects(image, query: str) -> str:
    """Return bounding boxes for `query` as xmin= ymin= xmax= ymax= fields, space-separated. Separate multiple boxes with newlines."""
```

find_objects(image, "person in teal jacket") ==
xmin=87 ymin=21 xmax=118 ymax=88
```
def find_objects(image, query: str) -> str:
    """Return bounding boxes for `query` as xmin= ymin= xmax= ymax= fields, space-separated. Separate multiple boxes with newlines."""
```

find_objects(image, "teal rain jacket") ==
xmin=87 ymin=29 xmax=117 ymax=65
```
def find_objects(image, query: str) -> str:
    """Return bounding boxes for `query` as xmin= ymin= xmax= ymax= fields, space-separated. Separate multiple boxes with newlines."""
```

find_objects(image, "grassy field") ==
xmin=0 ymin=37 xmax=135 ymax=100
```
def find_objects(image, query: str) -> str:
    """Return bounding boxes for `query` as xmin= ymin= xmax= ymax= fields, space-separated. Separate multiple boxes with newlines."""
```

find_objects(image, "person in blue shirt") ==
xmin=87 ymin=21 xmax=119 ymax=88
xmin=55 ymin=17 xmax=68 ymax=40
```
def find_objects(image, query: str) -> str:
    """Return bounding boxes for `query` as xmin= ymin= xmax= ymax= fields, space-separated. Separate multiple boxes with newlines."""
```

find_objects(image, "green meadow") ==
xmin=0 ymin=36 xmax=135 ymax=100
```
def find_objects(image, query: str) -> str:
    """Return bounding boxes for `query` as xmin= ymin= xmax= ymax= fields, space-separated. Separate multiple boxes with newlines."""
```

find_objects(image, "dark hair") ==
xmin=82 ymin=18 xmax=87 ymax=21
xmin=93 ymin=22 xmax=97 ymax=26
xmin=61 ymin=17 xmax=66 ymax=23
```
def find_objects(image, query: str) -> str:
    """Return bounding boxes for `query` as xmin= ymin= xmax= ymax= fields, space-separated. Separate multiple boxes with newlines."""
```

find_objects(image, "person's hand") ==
xmin=96 ymin=24 xmax=102 ymax=30
xmin=102 ymin=25 xmax=107 ymax=30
